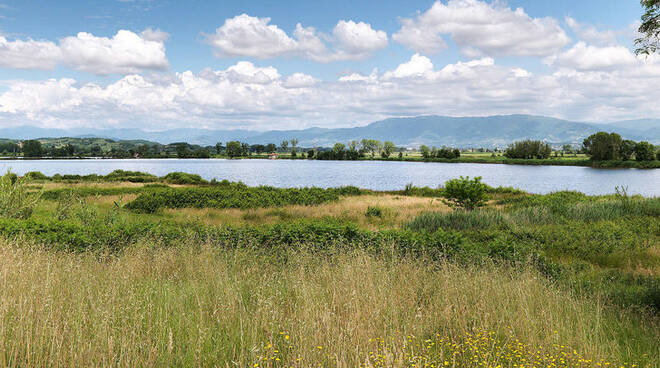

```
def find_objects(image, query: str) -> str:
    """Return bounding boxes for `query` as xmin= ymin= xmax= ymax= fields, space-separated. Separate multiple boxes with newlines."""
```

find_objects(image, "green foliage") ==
xmin=365 ymin=206 xmax=384 ymax=218
xmin=23 ymin=171 xmax=49 ymax=181
xmin=634 ymin=141 xmax=656 ymax=161
xmin=226 ymin=141 xmax=243 ymax=158
xmin=583 ymin=132 xmax=623 ymax=161
xmin=635 ymin=0 xmax=660 ymax=55
xmin=22 ymin=140 xmax=44 ymax=158
xmin=161 ymin=172 xmax=208 ymax=185
xmin=0 ymin=171 xmax=41 ymax=219
xmin=124 ymin=184 xmax=365 ymax=213
xmin=442 ymin=176 xmax=488 ymax=210
xmin=504 ymin=140 xmax=552 ymax=159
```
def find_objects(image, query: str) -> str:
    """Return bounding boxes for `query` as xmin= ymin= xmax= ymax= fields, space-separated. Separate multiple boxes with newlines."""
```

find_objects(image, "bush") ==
xmin=0 ymin=171 xmax=41 ymax=219
xmin=365 ymin=206 xmax=383 ymax=218
xmin=23 ymin=171 xmax=49 ymax=181
xmin=442 ymin=176 xmax=488 ymax=210
xmin=161 ymin=172 xmax=208 ymax=185
xmin=125 ymin=184 xmax=365 ymax=213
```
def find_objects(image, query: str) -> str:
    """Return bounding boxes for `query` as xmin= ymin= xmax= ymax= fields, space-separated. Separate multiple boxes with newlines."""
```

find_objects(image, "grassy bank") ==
xmin=0 ymin=172 xmax=658 ymax=367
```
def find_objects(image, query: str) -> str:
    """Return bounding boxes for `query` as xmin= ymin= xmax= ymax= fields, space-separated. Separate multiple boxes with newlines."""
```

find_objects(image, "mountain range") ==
xmin=1 ymin=115 xmax=659 ymax=148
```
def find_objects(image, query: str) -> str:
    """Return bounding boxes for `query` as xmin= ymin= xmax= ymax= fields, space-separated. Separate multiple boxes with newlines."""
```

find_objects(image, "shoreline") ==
xmin=2 ymin=155 xmax=659 ymax=169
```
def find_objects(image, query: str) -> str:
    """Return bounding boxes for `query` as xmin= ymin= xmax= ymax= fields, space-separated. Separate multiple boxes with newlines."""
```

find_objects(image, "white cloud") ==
xmin=332 ymin=20 xmax=388 ymax=57
xmin=549 ymin=42 xmax=636 ymax=71
xmin=205 ymin=14 xmax=387 ymax=62
xmin=4 ymin=55 xmax=660 ymax=131
xmin=283 ymin=73 xmax=318 ymax=88
xmin=0 ymin=29 xmax=169 ymax=75
xmin=0 ymin=36 xmax=62 ymax=69
xmin=383 ymin=53 xmax=434 ymax=79
xmin=393 ymin=0 xmax=570 ymax=57
xmin=204 ymin=14 xmax=298 ymax=58
xmin=565 ymin=17 xmax=618 ymax=46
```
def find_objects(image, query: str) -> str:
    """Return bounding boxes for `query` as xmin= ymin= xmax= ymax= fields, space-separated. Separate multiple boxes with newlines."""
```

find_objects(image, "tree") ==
xmin=307 ymin=149 xmax=315 ymax=159
xmin=634 ymin=141 xmax=656 ymax=161
xmin=382 ymin=141 xmax=395 ymax=158
xmin=619 ymin=140 xmax=636 ymax=161
xmin=562 ymin=144 xmax=573 ymax=155
xmin=360 ymin=139 xmax=381 ymax=158
xmin=636 ymin=0 xmax=660 ymax=55
xmin=22 ymin=140 xmax=44 ymax=158
xmin=504 ymin=140 xmax=551 ymax=159
xmin=442 ymin=176 xmax=488 ymax=210
xmin=582 ymin=132 xmax=623 ymax=161
xmin=280 ymin=140 xmax=289 ymax=152
xmin=290 ymin=138 xmax=298 ymax=157
xmin=215 ymin=143 xmax=224 ymax=154
xmin=266 ymin=143 xmax=277 ymax=153
xmin=332 ymin=143 xmax=346 ymax=159
xmin=420 ymin=145 xmax=431 ymax=159
xmin=251 ymin=144 xmax=266 ymax=154
xmin=226 ymin=141 xmax=243 ymax=158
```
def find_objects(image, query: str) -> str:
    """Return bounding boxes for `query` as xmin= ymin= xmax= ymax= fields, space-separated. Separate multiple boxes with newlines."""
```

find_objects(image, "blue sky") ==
xmin=0 ymin=0 xmax=656 ymax=131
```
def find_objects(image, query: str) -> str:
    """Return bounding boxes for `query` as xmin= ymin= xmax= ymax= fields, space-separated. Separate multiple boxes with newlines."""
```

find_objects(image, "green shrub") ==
xmin=365 ymin=206 xmax=384 ymax=218
xmin=0 ymin=171 xmax=41 ymax=219
xmin=125 ymin=184 xmax=365 ymax=213
xmin=161 ymin=172 xmax=208 ymax=185
xmin=442 ymin=176 xmax=488 ymax=210
xmin=23 ymin=171 xmax=49 ymax=181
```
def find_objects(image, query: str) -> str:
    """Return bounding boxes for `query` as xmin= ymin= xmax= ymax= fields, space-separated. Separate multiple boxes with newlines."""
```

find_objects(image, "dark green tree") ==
xmin=226 ymin=141 xmax=243 ymax=158
xmin=582 ymin=132 xmax=623 ymax=161
xmin=22 ymin=140 xmax=44 ymax=158
xmin=619 ymin=140 xmax=636 ymax=161
xmin=634 ymin=141 xmax=656 ymax=161
xmin=265 ymin=143 xmax=277 ymax=153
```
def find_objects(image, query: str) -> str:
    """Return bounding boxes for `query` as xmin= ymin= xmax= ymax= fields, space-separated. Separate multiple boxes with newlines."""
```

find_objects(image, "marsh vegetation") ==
xmin=0 ymin=171 xmax=658 ymax=367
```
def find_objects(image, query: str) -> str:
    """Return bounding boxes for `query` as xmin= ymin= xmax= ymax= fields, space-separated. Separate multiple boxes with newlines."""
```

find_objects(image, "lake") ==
xmin=1 ymin=158 xmax=658 ymax=196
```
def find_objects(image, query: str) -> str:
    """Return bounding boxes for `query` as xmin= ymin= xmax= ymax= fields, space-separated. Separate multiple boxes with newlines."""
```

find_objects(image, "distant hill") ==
xmin=1 ymin=115 xmax=658 ymax=147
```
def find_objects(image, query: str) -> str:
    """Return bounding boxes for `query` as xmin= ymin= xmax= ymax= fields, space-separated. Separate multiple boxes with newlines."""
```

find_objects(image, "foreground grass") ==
xmin=0 ymin=242 xmax=657 ymax=367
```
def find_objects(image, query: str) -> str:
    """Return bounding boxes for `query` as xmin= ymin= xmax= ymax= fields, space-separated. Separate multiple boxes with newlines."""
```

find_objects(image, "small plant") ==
xmin=0 ymin=171 xmax=41 ymax=219
xmin=442 ymin=176 xmax=488 ymax=210
xmin=366 ymin=206 xmax=384 ymax=218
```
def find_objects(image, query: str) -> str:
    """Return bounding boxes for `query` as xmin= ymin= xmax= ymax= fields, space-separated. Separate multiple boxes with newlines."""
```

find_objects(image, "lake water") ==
xmin=1 ymin=158 xmax=658 ymax=196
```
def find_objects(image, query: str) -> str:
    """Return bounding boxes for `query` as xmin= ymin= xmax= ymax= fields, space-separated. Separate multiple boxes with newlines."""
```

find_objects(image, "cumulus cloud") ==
xmin=548 ymin=42 xmax=637 ymax=71
xmin=205 ymin=14 xmax=387 ymax=62
xmin=0 ymin=29 xmax=169 ymax=75
xmin=4 ymin=53 xmax=660 ymax=131
xmin=393 ymin=0 xmax=570 ymax=57
xmin=383 ymin=54 xmax=434 ymax=79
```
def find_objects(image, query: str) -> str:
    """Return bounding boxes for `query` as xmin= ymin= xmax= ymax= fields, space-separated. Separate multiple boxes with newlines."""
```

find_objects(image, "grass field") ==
xmin=0 ymin=171 xmax=658 ymax=367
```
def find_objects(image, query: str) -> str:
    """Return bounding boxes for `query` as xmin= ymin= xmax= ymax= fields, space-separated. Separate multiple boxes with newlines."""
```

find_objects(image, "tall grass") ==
xmin=407 ymin=197 xmax=660 ymax=232
xmin=0 ymin=241 xmax=657 ymax=367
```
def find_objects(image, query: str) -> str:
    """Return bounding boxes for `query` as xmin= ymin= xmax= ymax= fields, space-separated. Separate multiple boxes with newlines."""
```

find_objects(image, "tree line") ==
xmin=582 ymin=132 xmax=658 ymax=161
xmin=4 ymin=132 xmax=659 ymax=162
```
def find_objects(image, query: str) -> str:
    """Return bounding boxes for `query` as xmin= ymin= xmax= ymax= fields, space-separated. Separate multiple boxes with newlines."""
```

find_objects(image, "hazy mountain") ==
xmin=1 ymin=114 xmax=658 ymax=148
xmin=602 ymin=119 xmax=660 ymax=140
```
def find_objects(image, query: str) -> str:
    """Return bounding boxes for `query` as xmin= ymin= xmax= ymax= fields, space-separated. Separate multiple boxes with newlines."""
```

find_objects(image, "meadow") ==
xmin=0 ymin=170 xmax=658 ymax=367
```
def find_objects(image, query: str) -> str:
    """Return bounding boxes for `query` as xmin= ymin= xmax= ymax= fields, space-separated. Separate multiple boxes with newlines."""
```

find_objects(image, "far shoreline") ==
xmin=1 ymin=155 xmax=659 ymax=169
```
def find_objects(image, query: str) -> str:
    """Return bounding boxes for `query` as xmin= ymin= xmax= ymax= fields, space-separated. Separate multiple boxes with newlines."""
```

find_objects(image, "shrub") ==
xmin=124 ymin=184 xmax=364 ymax=213
xmin=442 ymin=176 xmax=488 ymax=210
xmin=365 ymin=206 xmax=383 ymax=218
xmin=161 ymin=172 xmax=208 ymax=185
xmin=23 ymin=171 xmax=49 ymax=181
xmin=0 ymin=171 xmax=41 ymax=219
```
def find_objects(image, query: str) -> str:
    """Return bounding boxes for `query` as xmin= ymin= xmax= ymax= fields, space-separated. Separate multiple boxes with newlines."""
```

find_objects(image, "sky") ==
xmin=0 ymin=0 xmax=655 ymax=131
